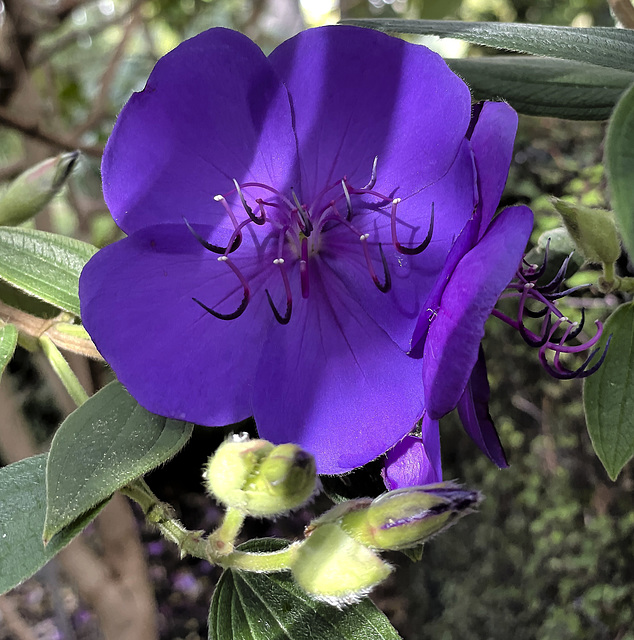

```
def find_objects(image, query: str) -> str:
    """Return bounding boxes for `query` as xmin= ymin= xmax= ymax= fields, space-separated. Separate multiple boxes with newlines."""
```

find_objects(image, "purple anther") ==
xmin=193 ymin=255 xmax=250 ymax=320
xmin=233 ymin=179 xmax=265 ymax=225
xmin=183 ymin=216 xmax=241 ymax=254
xmin=265 ymin=258 xmax=293 ymax=325
xmin=391 ymin=199 xmax=434 ymax=255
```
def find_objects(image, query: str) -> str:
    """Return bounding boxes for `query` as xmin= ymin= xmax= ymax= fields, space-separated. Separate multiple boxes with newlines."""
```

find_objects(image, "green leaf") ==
xmin=0 ymin=323 xmax=18 ymax=380
xmin=584 ymin=302 xmax=634 ymax=480
xmin=340 ymin=20 xmax=634 ymax=72
xmin=44 ymin=381 xmax=193 ymax=542
xmin=446 ymin=57 xmax=634 ymax=120
xmin=209 ymin=538 xmax=401 ymax=640
xmin=0 ymin=454 xmax=105 ymax=595
xmin=605 ymin=81 xmax=634 ymax=257
xmin=0 ymin=227 xmax=97 ymax=316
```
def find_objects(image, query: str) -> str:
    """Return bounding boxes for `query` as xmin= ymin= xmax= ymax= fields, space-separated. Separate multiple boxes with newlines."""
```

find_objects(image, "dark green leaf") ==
xmin=209 ymin=539 xmax=401 ymax=640
xmin=446 ymin=57 xmax=634 ymax=120
xmin=0 ymin=454 xmax=105 ymax=595
xmin=44 ymin=381 xmax=193 ymax=542
xmin=0 ymin=226 xmax=97 ymax=316
xmin=0 ymin=323 xmax=18 ymax=379
xmin=584 ymin=303 xmax=634 ymax=480
xmin=340 ymin=20 xmax=634 ymax=72
xmin=605 ymin=81 xmax=634 ymax=257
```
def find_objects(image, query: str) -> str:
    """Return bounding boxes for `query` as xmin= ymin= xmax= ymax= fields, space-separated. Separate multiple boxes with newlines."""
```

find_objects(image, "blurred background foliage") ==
xmin=1 ymin=0 xmax=633 ymax=639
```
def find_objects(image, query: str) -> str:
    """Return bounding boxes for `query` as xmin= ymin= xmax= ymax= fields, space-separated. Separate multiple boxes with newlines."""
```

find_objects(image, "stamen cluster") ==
xmin=493 ymin=245 xmax=610 ymax=379
xmin=184 ymin=157 xmax=434 ymax=325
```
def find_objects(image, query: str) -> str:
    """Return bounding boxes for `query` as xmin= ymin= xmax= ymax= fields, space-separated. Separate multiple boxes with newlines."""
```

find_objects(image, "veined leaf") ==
xmin=0 ymin=226 xmax=97 ymax=316
xmin=340 ymin=20 xmax=634 ymax=72
xmin=605 ymin=81 xmax=634 ymax=257
xmin=209 ymin=538 xmax=401 ymax=640
xmin=44 ymin=381 xmax=193 ymax=542
xmin=584 ymin=303 xmax=634 ymax=480
xmin=446 ymin=57 xmax=634 ymax=120
xmin=0 ymin=454 xmax=105 ymax=595
xmin=0 ymin=323 xmax=18 ymax=380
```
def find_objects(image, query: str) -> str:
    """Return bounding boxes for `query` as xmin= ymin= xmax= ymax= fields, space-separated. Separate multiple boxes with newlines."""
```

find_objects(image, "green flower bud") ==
xmin=203 ymin=435 xmax=316 ymax=517
xmin=553 ymin=198 xmax=621 ymax=264
xmin=338 ymin=482 xmax=481 ymax=551
xmin=291 ymin=523 xmax=392 ymax=605
xmin=0 ymin=151 xmax=79 ymax=226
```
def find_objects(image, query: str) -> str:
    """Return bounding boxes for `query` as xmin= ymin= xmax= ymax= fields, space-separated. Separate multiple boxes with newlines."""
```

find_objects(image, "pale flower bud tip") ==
xmin=552 ymin=197 xmax=621 ymax=264
xmin=204 ymin=436 xmax=317 ymax=517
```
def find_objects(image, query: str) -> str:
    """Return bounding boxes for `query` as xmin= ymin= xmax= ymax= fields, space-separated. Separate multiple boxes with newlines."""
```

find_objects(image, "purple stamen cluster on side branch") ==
xmin=493 ymin=247 xmax=610 ymax=380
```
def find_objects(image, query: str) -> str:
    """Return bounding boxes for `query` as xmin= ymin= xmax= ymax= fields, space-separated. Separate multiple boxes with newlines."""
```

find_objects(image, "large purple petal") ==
xmin=382 ymin=414 xmax=442 ymax=490
xmin=252 ymin=259 xmax=425 ymax=475
xmin=80 ymin=224 xmax=283 ymax=425
xmin=103 ymin=28 xmax=298 ymax=235
xmin=423 ymin=205 xmax=533 ymax=419
xmin=456 ymin=348 xmax=508 ymax=468
xmin=268 ymin=26 xmax=472 ymax=236
xmin=468 ymin=102 xmax=518 ymax=237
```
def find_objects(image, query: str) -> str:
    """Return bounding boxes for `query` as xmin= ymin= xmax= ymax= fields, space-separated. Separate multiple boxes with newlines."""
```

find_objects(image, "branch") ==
xmin=0 ymin=106 xmax=103 ymax=157
xmin=30 ymin=0 xmax=145 ymax=67
xmin=609 ymin=0 xmax=634 ymax=28
xmin=73 ymin=5 xmax=142 ymax=137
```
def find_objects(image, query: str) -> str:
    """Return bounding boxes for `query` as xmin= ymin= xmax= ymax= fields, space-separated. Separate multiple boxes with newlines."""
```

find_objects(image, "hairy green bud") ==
xmin=291 ymin=523 xmax=392 ymax=606
xmin=553 ymin=198 xmax=621 ymax=264
xmin=203 ymin=435 xmax=316 ymax=517
xmin=0 ymin=151 xmax=79 ymax=226
xmin=338 ymin=482 xmax=481 ymax=551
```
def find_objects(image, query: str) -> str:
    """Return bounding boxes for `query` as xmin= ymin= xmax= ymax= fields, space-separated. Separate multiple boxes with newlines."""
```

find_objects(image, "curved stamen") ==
xmin=565 ymin=309 xmax=585 ymax=342
xmin=539 ymin=253 xmax=573 ymax=293
xmin=193 ymin=255 xmax=250 ymax=321
xmin=391 ymin=198 xmax=434 ymax=255
xmin=233 ymin=179 xmax=265 ymax=225
xmin=342 ymin=180 xmax=353 ymax=221
xmin=183 ymin=217 xmax=241 ymax=254
xmin=360 ymin=234 xmax=391 ymax=293
xmin=362 ymin=156 xmax=378 ymax=190
xmin=265 ymin=258 xmax=292 ymax=325
xmin=521 ymin=238 xmax=550 ymax=282
xmin=541 ymin=284 xmax=590 ymax=301
xmin=519 ymin=312 xmax=552 ymax=347
xmin=539 ymin=335 xmax=611 ymax=380
xmin=292 ymin=188 xmax=313 ymax=236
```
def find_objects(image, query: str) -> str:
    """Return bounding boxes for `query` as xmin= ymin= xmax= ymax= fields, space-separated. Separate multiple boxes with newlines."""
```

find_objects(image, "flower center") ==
xmin=185 ymin=157 xmax=434 ymax=325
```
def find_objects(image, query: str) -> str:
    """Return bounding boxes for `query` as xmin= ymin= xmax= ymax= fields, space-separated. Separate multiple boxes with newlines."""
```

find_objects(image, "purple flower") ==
xmin=391 ymin=103 xmax=608 ymax=483
xmin=79 ymin=26 xmax=519 ymax=475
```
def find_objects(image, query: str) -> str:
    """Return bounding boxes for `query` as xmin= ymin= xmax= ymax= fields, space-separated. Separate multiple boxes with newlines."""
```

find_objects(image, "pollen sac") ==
xmin=203 ymin=436 xmax=317 ymax=517
xmin=337 ymin=482 xmax=482 ymax=551
xmin=553 ymin=198 xmax=621 ymax=265
xmin=291 ymin=523 xmax=392 ymax=605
